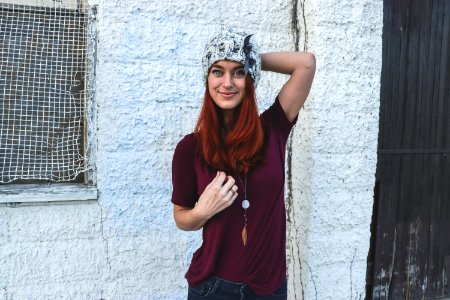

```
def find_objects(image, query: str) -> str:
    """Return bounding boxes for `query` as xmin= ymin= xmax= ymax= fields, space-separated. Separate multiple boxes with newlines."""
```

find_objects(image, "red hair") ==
xmin=194 ymin=76 xmax=264 ymax=174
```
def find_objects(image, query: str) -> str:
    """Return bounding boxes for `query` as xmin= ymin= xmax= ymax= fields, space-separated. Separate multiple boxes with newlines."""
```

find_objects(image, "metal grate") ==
xmin=0 ymin=1 xmax=90 ymax=183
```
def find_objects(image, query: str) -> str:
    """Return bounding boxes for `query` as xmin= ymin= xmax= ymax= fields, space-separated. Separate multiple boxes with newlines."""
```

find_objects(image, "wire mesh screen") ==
xmin=0 ymin=1 xmax=91 ymax=183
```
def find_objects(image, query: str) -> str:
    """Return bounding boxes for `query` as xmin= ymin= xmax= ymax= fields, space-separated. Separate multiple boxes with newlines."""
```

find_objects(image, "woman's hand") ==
xmin=173 ymin=171 xmax=238 ymax=231
xmin=194 ymin=171 xmax=238 ymax=220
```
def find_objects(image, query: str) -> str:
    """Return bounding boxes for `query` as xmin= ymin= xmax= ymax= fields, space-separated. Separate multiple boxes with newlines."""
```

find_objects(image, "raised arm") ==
xmin=261 ymin=52 xmax=316 ymax=122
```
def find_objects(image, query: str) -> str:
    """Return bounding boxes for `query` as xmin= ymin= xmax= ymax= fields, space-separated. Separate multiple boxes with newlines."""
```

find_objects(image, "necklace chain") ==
xmin=238 ymin=173 xmax=247 ymax=199
xmin=237 ymin=173 xmax=249 ymax=246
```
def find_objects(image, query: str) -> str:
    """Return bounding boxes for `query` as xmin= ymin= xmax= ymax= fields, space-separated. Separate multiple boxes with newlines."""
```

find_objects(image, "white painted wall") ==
xmin=287 ymin=1 xmax=383 ymax=299
xmin=0 ymin=0 xmax=382 ymax=299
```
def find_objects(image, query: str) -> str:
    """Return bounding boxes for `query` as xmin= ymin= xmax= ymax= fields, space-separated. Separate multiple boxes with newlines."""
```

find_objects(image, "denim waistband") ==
xmin=209 ymin=276 xmax=247 ymax=289
xmin=193 ymin=276 xmax=287 ymax=299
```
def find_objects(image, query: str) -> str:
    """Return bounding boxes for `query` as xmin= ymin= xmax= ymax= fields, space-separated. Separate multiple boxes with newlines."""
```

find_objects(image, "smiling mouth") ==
xmin=219 ymin=91 xmax=237 ymax=96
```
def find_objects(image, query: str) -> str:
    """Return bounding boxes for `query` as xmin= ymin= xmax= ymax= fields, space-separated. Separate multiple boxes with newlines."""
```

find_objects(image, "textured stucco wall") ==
xmin=287 ymin=1 xmax=383 ymax=299
xmin=92 ymin=1 xmax=296 ymax=299
xmin=0 ymin=0 xmax=382 ymax=299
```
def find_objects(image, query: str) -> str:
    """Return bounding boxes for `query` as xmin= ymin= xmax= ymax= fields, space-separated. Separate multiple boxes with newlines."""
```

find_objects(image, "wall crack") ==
xmin=292 ymin=0 xmax=309 ymax=51
xmin=287 ymin=1 xmax=309 ymax=299
xmin=291 ymin=0 xmax=300 ymax=51
xmin=305 ymin=261 xmax=318 ymax=300
xmin=98 ymin=201 xmax=112 ymax=273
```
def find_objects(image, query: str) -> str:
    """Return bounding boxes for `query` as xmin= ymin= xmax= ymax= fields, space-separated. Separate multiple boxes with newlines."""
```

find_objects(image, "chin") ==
xmin=217 ymin=102 xmax=240 ymax=111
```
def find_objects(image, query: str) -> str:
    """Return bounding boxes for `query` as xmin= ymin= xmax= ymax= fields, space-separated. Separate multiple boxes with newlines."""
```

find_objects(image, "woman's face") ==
xmin=207 ymin=60 xmax=246 ymax=112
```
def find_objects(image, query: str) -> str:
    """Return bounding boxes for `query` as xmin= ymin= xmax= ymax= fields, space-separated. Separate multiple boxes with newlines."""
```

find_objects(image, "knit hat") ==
xmin=202 ymin=27 xmax=261 ymax=87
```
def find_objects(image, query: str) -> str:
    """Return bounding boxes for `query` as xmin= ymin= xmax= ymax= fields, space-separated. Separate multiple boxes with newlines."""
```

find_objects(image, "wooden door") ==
xmin=367 ymin=0 xmax=450 ymax=299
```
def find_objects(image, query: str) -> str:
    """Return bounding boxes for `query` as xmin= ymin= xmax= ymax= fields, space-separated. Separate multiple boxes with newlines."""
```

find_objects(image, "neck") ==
xmin=222 ymin=109 xmax=236 ymax=131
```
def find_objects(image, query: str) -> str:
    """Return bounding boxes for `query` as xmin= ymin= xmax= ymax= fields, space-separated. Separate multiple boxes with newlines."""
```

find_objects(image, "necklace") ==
xmin=238 ymin=174 xmax=250 ymax=246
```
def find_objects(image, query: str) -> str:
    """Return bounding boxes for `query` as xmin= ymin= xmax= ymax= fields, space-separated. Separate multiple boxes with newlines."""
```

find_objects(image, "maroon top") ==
xmin=171 ymin=98 xmax=297 ymax=296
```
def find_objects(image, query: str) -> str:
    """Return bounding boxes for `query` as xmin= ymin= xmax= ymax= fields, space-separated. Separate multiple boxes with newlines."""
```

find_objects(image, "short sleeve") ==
xmin=260 ymin=97 xmax=298 ymax=144
xmin=171 ymin=134 xmax=198 ymax=208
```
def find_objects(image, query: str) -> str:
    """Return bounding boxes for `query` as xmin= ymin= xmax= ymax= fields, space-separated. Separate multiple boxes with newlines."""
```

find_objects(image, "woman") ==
xmin=171 ymin=27 xmax=316 ymax=299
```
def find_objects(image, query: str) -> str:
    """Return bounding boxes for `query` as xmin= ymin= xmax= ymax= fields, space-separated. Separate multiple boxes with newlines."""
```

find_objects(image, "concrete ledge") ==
xmin=0 ymin=183 xmax=98 ymax=204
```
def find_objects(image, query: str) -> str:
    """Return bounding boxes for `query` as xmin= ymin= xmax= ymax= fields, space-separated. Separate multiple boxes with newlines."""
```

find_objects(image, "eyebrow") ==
xmin=210 ymin=64 xmax=244 ymax=70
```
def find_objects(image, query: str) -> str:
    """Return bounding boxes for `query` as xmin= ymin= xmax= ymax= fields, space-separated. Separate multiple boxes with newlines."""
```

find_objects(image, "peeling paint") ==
xmin=406 ymin=219 xmax=421 ymax=297
xmin=372 ymin=219 xmax=450 ymax=299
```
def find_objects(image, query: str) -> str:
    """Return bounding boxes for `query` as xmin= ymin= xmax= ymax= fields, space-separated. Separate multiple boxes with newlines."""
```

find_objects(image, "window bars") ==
xmin=0 ymin=0 xmax=93 ymax=183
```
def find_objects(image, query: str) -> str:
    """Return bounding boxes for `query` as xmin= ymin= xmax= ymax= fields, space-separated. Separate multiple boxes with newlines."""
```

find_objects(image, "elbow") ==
xmin=173 ymin=214 xmax=203 ymax=231
xmin=292 ymin=52 xmax=316 ymax=76
xmin=174 ymin=220 xmax=200 ymax=231
xmin=174 ymin=219 xmax=185 ymax=230
xmin=173 ymin=204 xmax=206 ymax=231
xmin=304 ymin=52 xmax=316 ymax=71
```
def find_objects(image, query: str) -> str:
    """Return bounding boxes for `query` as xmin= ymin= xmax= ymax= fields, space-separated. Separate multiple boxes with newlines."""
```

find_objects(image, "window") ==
xmin=0 ymin=0 xmax=97 ymax=203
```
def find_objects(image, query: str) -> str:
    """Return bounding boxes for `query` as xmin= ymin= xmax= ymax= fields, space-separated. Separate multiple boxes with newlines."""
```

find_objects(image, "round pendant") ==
xmin=242 ymin=199 xmax=250 ymax=209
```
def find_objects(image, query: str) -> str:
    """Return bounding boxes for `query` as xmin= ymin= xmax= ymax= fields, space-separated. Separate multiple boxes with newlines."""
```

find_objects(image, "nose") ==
xmin=222 ymin=73 xmax=233 ymax=88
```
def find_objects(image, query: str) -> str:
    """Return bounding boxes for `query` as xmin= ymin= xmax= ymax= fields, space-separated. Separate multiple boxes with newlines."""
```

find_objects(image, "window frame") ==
xmin=0 ymin=0 xmax=97 ymax=204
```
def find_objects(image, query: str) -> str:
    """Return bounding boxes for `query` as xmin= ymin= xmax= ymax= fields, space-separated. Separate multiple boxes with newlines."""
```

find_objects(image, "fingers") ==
xmin=218 ymin=174 xmax=238 ymax=203
xmin=231 ymin=189 xmax=238 ymax=201
xmin=213 ymin=172 xmax=236 ymax=190
xmin=210 ymin=171 xmax=239 ymax=203
xmin=223 ymin=187 xmax=238 ymax=204
xmin=214 ymin=171 xmax=227 ymax=186
xmin=222 ymin=175 xmax=236 ymax=191
xmin=230 ymin=188 xmax=239 ymax=201
xmin=206 ymin=172 xmax=226 ymax=191
xmin=218 ymin=174 xmax=237 ymax=198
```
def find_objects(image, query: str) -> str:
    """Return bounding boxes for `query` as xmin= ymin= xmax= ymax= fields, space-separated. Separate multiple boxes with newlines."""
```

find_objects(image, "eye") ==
xmin=233 ymin=69 xmax=246 ymax=78
xmin=210 ymin=69 xmax=223 ymax=77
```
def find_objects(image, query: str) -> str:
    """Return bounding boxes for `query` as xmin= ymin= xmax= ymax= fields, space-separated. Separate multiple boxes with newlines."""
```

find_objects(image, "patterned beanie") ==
xmin=202 ymin=27 xmax=261 ymax=87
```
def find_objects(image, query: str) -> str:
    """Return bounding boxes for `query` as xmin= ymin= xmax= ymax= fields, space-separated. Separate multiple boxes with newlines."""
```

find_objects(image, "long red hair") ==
xmin=194 ymin=76 xmax=264 ymax=174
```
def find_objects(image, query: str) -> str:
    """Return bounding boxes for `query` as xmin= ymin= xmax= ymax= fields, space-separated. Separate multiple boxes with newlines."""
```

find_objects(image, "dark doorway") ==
xmin=367 ymin=0 xmax=450 ymax=299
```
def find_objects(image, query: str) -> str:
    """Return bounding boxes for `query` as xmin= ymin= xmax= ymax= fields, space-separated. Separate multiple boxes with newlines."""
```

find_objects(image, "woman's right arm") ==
xmin=173 ymin=205 xmax=209 ymax=231
xmin=173 ymin=171 xmax=238 ymax=231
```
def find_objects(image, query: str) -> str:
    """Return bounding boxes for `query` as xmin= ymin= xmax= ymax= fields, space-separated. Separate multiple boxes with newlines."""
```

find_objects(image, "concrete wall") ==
xmin=287 ymin=1 xmax=383 ymax=299
xmin=0 ymin=0 xmax=382 ymax=299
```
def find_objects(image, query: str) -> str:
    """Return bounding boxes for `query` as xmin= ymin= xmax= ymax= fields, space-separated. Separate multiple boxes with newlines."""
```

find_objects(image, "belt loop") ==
xmin=212 ymin=277 xmax=220 ymax=294
xmin=239 ymin=284 xmax=246 ymax=300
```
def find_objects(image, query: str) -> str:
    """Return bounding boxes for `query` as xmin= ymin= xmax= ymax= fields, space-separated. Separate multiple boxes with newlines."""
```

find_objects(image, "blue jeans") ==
xmin=187 ymin=276 xmax=287 ymax=300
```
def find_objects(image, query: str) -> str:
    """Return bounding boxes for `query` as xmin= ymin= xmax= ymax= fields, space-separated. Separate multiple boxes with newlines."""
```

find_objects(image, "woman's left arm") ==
xmin=261 ymin=52 xmax=316 ymax=122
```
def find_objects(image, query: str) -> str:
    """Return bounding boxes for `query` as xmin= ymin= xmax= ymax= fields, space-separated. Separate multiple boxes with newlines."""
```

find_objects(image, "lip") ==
xmin=218 ymin=91 xmax=238 ymax=99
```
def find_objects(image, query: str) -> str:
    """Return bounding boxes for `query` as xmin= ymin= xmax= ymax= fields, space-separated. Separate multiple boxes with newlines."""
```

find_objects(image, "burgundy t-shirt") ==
xmin=171 ymin=98 xmax=297 ymax=296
